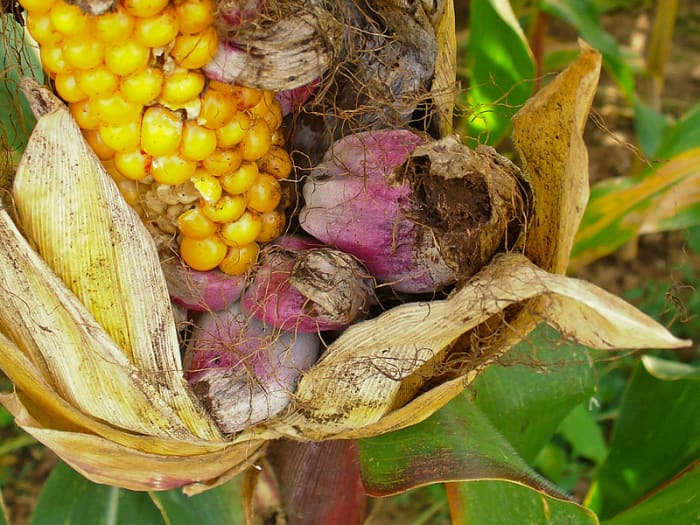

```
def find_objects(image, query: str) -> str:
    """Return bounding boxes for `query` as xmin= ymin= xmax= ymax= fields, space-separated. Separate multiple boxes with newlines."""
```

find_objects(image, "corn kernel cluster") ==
xmin=22 ymin=0 xmax=290 ymax=274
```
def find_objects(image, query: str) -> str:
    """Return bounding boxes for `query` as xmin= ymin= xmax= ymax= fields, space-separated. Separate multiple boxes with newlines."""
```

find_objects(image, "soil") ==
xmin=1 ymin=1 xmax=699 ymax=524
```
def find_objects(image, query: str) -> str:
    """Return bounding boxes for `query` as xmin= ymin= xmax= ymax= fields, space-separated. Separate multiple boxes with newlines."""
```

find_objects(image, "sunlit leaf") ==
xmin=446 ymin=479 xmax=599 ymax=525
xmin=600 ymin=460 xmax=700 ymax=525
xmin=641 ymin=355 xmax=700 ymax=382
xmin=459 ymin=0 xmax=535 ymax=146
xmin=31 ymin=462 xmax=165 ymax=525
xmin=471 ymin=325 xmax=596 ymax=462
xmin=357 ymin=393 xmax=562 ymax=498
xmin=654 ymin=100 xmax=700 ymax=160
xmin=558 ymin=403 xmax=607 ymax=464
xmin=592 ymin=360 xmax=700 ymax=518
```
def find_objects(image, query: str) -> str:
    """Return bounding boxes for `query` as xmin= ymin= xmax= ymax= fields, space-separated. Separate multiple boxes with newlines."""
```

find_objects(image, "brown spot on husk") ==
xmin=392 ymin=135 xmax=530 ymax=279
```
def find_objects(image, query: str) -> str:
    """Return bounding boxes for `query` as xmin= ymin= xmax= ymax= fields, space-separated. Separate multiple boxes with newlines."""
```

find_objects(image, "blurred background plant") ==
xmin=0 ymin=0 xmax=698 ymax=523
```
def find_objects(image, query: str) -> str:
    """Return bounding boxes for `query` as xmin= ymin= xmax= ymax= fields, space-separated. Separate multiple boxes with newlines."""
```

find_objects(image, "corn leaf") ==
xmin=430 ymin=0 xmax=456 ymax=136
xmin=459 ymin=0 xmax=535 ymax=147
xmin=591 ymin=360 xmax=700 ymax=518
xmin=446 ymin=479 xmax=599 ymax=525
xmin=12 ymin=81 xmax=221 ymax=441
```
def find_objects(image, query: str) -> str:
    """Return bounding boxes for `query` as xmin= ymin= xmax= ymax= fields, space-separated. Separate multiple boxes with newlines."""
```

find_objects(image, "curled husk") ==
xmin=242 ymin=236 xmax=375 ymax=332
xmin=186 ymin=302 xmax=321 ymax=434
xmin=300 ymin=130 xmax=527 ymax=293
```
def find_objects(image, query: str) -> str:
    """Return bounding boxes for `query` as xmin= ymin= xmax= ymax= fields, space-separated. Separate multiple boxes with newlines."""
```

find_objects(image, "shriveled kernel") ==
xmin=105 ymin=41 xmax=150 ymax=77
xmin=141 ymin=106 xmax=183 ymax=156
xmin=257 ymin=146 xmax=292 ymax=179
xmin=256 ymin=209 xmax=286 ymax=242
xmin=231 ymin=85 xmax=263 ymax=110
xmin=114 ymin=149 xmax=152 ymax=180
xmin=250 ymin=91 xmax=283 ymax=130
xmin=202 ymin=147 xmax=243 ymax=176
xmin=53 ymin=72 xmax=87 ymax=103
xmin=220 ymin=211 xmax=262 ymax=246
xmin=40 ymin=43 xmax=71 ymax=75
xmin=120 ymin=67 xmax=164 ymax=104
xmin=134 ymin=7 xmax=179 ymax=48
xmin=180 ymin=235 xmax=227 ymax=271
xmin=240 ymin=117 xmax=272 ymax=161
xmin=215 ymin=112 xmax=251 ymax=148
xmin=220 ymin=161 xmax=258 ymax=195
xmin=98 ymin=120 xmax=141 ymax=151
xmin=76 ymin=67 xmax=119 ymax=97
xmin=151 ymin=154 xmax=197 ymax=185
xmin=177 ymin=207 xmax=217 ymax=239
xmin=82 ymin=129 xmax=115 ymax=160
xmin=123 ymin=0 xmax=169 ymax=18
xmin=218 ymin=242 xmax=259 ymax=275
xmin=70 ymin=99 xmax=100 ymax=130
xmin=199 ymin=88 xmax=235 ymax=129
xmin=175 ymin=0 xmax=214 ymax=34
xmin=92 ymin=6 xmax=135 ymax=43
xmin=49 ymin=1 xmax=88 ymax=36
xmin=246 ymin=172 xmax=281 ymax=213
xmin=25 ymin=12 xmax=63 ymax=45
xmin=161 ymin=68 xmax=205 ymax=105
xmin=201 ymin=194 xmax=246 ymax=223
xmin=62 ymin=37 xmax=104 ymax=70
xmin=170 ymin=26 xmax=217 ymax=69
xmin=94 ymin=93 xmax=143 ymax=126
xmin=181 ymin=122 xmax=217 ymax=161
xmin=191 ymin=169 xmax=222 ymax=203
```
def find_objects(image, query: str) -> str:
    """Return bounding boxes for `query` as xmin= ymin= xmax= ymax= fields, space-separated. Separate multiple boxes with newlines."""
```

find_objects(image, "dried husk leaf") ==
xmin=12 ymin=80 xmax=220 ymax=441
xmin=430 ymin=0 xmax=456 ymax=136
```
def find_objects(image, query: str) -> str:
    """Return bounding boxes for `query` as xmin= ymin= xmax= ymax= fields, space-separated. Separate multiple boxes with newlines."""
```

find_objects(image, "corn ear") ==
xmin=10 ymin=79 xmax=221 ymax=441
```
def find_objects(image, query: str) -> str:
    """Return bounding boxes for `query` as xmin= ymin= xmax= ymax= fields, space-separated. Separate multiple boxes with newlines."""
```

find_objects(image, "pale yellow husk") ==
xmin=0 ymin=42 xmax=690 ymax=495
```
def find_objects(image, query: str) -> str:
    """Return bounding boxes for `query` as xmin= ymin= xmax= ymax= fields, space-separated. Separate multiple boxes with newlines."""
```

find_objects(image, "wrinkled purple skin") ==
xmin=242 ymin=236 xmax=371 ymax=332
xmin=275 ymin=80 xmax=319 ymax=117
xmin=299 ymin=130 xmax=455 ymax=293
xmin=186 ymin=302 xmax=320 ymax=433
xmin=217 ymin=0 xmax=262 ymax=29
xmin=162 ymin=258 xmax=245 ymax=312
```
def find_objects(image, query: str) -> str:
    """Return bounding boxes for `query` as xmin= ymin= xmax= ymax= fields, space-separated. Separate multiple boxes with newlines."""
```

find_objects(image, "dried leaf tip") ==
xmin=20 ymin=78 xmax=64 ymax=120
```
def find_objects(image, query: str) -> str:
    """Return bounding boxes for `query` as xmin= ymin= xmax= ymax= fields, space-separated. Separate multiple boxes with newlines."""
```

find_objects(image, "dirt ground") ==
xmin=1 ymin=2 xmax=699 ymax=524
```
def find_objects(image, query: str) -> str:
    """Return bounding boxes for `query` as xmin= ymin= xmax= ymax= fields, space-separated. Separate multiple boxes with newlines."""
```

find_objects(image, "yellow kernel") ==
xmin=53 ymin=72 xmax=87 ymax=103
xmin=257 ymin=145 xmax=292 ymax=179
xmin=191 ymin=169 xmax=222 ymax=203
xmin=49 ymin=1 xmax=88 ymax=36
xmin=246 ymin=173 xmax=281 ymax=213
xmin=201 ymin=195 xmax=246 ymax=223
xmin=122 ymin=0 xmax=169 ymax=18
xmin=161 ymin=68 xmax=205 ymax=105
xmin=151 ymin=154 xmax=196 ymax=185
xmin=220 ymin=211 xmax=262 ymax=247
xmin=199 ymin=88 xmax=235 ymax=129
xmin=92 ymin=6 xmax=135 ymax=43
xmin=134 ymin=7 xmax=179 ymax=48
xmin=231 ymin=85 xmax=263 ymax=110
xmin=180 ymin=122 xmax=217 ymax=161
xmin=170 ymin=27 xmax=217 ymax=69
xmin=177 ymin=207 xmax=217 ymax=239
xmin=76 ymin=67 xmax=119 ymax=97
xmin=62 ymin=37 xmax=104 ymax=70
xmin=208 ymin=80 xmax=234 ymax=92
xmin=256 ymin=209 xmax=286 ymax=242
xmin=120 ymin=67 xmax=164 ymax=104
xmin=105 ymin=41 xmax=150 ymax=76
xmin=141 ymin=106 xmax=183 ymax=156
xmin=215 ymin=112 xmax=251 ymax=148
xmin=180 ymin=235 xmax=227 ymax=271
xmin=220 ymin=161 xmax=258 ymax=195
xmin=202 ymin=147 xmax=243 ymax=176
xmin=40 ymin=43 xmax=71 ymax=75
xmin=69 ymin=99 xmax=100 ymax=130
xmin=99 ymin=120 xmax=141 ymax=151
xmin=250 ymin=91 xmax=283 ymax=130
xmin=218 ymin=242 xmax=258 ymax=275
xmin=82 ymin=129 xmax=115 ymax=160
xmin=114 ymin=149 xmax=152 ymax=180
xmin=25 ymin=12 xmax=63 ymax=45
xmin=94 ymin=93 xmax=143 ymax=125
xmin=240 ymin=117 xmax=272 ymax=161
xmin=19 ymin=0 xmax=56 ymax=14
xmin=175 ymin=0 xmax=214 ymax=34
